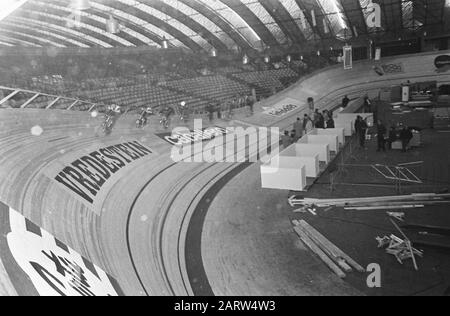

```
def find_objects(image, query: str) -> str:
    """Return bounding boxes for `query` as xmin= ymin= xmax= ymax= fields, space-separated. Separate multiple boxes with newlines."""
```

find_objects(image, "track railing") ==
xmin=0 ymin=85 xmax=106 ymax=112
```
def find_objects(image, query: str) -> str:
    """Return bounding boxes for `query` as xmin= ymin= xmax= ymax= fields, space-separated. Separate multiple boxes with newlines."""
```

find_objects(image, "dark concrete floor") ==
xmin=202 ymin=128 xmax=450 ymax=296
xmin=293 ymin=129 xmax=450 ymax=296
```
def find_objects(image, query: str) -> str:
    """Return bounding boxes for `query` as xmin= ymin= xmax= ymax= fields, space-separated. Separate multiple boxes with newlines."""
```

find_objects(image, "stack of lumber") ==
xmin=376 ymin=235 xmax=423 ymax=266
xmin=381 ymin=219 xmax=422 ymax=270
xmin=289 ymin=193 xmax=450 ymax=211
xmin=292 ymin=220 xmax=365 ymax=278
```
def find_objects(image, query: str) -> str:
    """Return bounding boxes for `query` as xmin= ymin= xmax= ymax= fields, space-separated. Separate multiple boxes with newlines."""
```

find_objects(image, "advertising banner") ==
xmin=343 ymin=46 xmax=353 ymax=70
xmin=0 ymin=201 xmax=123 ymax=296
xmin=262 ymin=98 xmax=304 ymax=117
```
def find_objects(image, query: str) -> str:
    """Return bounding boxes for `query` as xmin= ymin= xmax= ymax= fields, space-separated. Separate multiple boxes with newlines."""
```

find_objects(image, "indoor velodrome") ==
xmin=1 ymin=0 xmax=450 ymax=298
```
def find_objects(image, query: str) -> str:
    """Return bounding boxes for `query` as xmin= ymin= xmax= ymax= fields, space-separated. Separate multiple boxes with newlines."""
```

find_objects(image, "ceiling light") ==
xmin=70 ymin=0 xmax=91 ymax=11
xmin=106 ymin=15 xmax=120 ymax=34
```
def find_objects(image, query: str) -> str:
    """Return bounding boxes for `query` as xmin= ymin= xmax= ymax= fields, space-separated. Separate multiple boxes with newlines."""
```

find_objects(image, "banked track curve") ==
xmin=0 ymin=108 xmax=259 ymax=296
xmin=1 ymin=50 xmax=450 ymax=296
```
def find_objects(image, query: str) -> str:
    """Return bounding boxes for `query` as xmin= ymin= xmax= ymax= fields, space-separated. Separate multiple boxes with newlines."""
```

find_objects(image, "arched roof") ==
xmin=0 ymin=0 xmax=448 ymax=51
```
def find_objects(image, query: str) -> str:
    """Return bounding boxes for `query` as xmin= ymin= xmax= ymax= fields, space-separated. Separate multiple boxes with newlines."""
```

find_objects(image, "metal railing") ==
xmin=0 ymin=85 xmax=106 ymax=113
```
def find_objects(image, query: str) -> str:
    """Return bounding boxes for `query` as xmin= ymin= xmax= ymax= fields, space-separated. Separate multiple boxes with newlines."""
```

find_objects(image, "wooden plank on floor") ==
xmin=293 ymin=226 xmax=346 ymax=279
xmin=298 ymin=220 xmax=365 ymax=273
xmin=294 ymin=221 xmax=353 ymax=273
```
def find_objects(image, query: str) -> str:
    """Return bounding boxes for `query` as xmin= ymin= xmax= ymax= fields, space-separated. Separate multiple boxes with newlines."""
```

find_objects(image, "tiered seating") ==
xmin=291 ymin=60 xmax=308 ymax=68
xmin=76 ymin=83 xmax=207 ymax=112
xmin=165 ymin=75 xmax=251 ymax=102
xmin=241 ymin=64 xmax=257 ymax=72
xmin=216 ymin=66 xmax=243 ymax=74
xmin=232 ymin=68 xmax=299 ymax=92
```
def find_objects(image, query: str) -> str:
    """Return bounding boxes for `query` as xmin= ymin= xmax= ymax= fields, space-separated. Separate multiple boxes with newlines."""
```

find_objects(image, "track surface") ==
xmin=1 ymin=51 xmax=450 ymax=296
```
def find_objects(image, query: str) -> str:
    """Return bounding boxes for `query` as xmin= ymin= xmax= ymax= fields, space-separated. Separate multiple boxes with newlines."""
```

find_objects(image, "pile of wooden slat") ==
xmin=377 ymin=219 xmax=423 ymax=271
xmin=289 ymin=193 xmax=450 ymax=211
xmin=292 ymin=220 xmax=365 ymax=278
xmin=377 ymin=235 xmax=423 ymax=267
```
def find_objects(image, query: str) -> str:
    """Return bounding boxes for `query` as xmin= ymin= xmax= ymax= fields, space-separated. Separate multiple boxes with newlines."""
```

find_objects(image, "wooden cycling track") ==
xmin=0 ymin=50 xmax=449 ymax=296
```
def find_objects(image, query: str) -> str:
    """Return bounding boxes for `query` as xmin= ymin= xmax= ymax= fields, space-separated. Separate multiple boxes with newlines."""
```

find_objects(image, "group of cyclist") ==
xmin=102 ymin=102 xmax=179 ymax=134
xmin=101 ymin=95 xmax=253 ymax=134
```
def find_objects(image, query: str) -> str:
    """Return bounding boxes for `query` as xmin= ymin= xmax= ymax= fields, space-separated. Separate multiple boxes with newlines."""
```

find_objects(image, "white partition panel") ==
xmin=312 ymin=128 xmax=345 ymax=147
xmin=334 ymin=118 xmax=354 ymax=136
xmin=295 ymin=142 xmax=330 ymax=163
xmin=296 ymin=156 xmax=320 ymax=177
xmin=261 ymin=157 xmax=307 ymax=191
xmin=300 ymin=134 xmax=339 ymax=152
xmin=280 ymin=144 xmax=320 ymax=177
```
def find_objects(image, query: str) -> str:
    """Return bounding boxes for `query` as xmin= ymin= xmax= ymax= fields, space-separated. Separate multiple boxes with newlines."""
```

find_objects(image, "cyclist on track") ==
xmin=159 ymin=105 xmax=175 ymax=129
xmin=137 ymin=106 xmax=153 ymax=128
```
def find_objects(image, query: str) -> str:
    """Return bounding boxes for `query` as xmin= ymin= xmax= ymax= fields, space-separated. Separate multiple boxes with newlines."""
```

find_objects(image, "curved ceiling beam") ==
xmin=258 ymin=0 xmax=306 ymax=46
xmin=113 ymin=0 xmax=215 ymax=50
xmin=220 ymin=0 xmax=280 ymax=48
xmin=21 ymin=9 xmax=117 ymax=48
xmin=1 ymin=19 xmax=91 ymax=47
xmin=160 ymin=0 xmax=241 ymax=50
xmin=93 ymin=0 xmax=203 ymax=51
xmin=339 ymin=0 xmax=368 ymax=37
xmin=86 ymin=1 xmax=168 ymax=48
xmin=7 ymin=15 xmax=105 ymax=47
xmin=0 ymin=34 xmax=41 ymax=47
xmin=293 ymin=0 xmax=325 ymax=40
xmin=279 ymin=0 xmax=316 ymax=41
xmin=413 ymin=0 xmax=444 ymax=31
xmin=138 ymin=0 xmax=229 ymax=51
xmin=378 ymin=0 xmax=403 ymax=35
xmin=315 ymin=0 xmax=340 ymax=38
xmin=25 ymin=1 xmax=133 ymax=47
xmin=337 ymin=0 xmax=357 ymax=37
xmin=0 ymin=29 xmax=65 ymax=47
xmin=49 ymin=0 xmax=149 ymax=46
xmin=85 ymin=7 xmax=159 ymax=46
xmin=88 ymin=0 xmax=187 ymax=48
xmin=0 ymin=40 xmax=15 ymax=47
xmin=16 ymin=9 xmax=113 ymax=47
xmin=179 ymin=0 xmax=254 ymax=52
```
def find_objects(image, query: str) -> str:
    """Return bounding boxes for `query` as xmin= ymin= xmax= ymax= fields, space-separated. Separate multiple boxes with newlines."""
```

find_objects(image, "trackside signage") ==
xmin=0 ymin=201 xmax=123 ymax=296
xmin=262 ymin=98 xmax=303 ymax=117
xmin=435 ymin=55 xmax=450 ymax=69
xmin=53 ymin=141 xmax=152 ymax=205
xmin=263 ymin=104 xmax=299 ymax=117
xmin=157 ymin=126 xmax=230 ymax=146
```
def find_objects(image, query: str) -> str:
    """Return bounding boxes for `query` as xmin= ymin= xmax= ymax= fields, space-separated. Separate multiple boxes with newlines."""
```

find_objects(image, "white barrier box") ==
xmin=311 ymin=128 xmax=345 ymax=147
xmin=261 ymin=157 xmax=307 ymax=191
xmin=295 ymin=142 xmax=330 ymax=163
xmin=334 ymin=118 xmax=354 ymax=136
xmin=280 ymin=145 xmax=320 ymax=177
xmin=301 ymin=134 xmax=339 ymax=152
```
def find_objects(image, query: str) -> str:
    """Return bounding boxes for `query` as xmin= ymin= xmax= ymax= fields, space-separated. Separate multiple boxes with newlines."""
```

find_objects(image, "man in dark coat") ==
xmin=293 ymin=118 xmax=303 ymax=141
xmin=326 ymin=116 xmax=335 ymax=129
xmin=281 ymin=131 xmax=291 ymax=149
xmin=376 ymin=120 xmax=387 ymax=152
xmin=363 ymin=96 xmax=371 ymax=113
xmin=400 ymin=126 xmax=413 ymax=152
xmin=342 ymin=95 xmax=350 ymax=108
xmin=355 ymin=116 xmax=368 ymax=148
xmin=207 ymin=103 xmax=215 ymax=122
xmin=387 ymin=126 xmax=397 ymax=150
